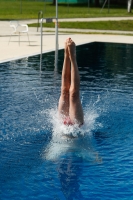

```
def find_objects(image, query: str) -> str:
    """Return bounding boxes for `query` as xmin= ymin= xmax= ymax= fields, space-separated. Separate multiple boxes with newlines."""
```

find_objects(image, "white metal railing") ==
xmin=40 ymin=17 xmax=58 ymax=72
xmin=37 ymin=11 xmax=43 ymax=32
xmin=40 ymin=0 xmax=58 ymax=72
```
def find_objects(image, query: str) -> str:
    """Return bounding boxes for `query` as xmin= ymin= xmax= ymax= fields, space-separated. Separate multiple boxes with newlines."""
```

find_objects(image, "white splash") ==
xmin=42 ymin=107 xmax=102 ymax=162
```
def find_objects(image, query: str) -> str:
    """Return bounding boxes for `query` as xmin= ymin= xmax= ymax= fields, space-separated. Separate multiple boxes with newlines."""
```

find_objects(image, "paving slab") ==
xmin=1 ymin=18 xmax=133 ymax=63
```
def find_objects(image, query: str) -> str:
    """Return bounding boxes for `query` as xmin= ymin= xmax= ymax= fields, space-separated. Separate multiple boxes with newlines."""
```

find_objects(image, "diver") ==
xmin=58 ymin=38 xmax=84 ymax=127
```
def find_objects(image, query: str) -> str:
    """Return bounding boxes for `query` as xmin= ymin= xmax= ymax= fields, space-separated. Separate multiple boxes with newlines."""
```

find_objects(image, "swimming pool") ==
xmin=1 ymin=42 xmax=133 ymax=199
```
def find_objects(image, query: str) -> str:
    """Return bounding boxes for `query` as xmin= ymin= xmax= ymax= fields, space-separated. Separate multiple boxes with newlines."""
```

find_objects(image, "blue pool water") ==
xmin=1 ymin=42 xmax=133 ymax=200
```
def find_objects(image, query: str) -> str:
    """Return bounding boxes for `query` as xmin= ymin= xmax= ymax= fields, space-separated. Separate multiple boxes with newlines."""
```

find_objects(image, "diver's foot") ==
xmin=64 ymin=39 xmax=69 ymax=58
xmin=67 ymin=38 xmax=76 ymax=61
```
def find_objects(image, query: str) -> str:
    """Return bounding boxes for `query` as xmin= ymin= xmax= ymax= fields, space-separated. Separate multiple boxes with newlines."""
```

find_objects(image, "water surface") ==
xmin=1 ymin=42 xmax=133 ymax=200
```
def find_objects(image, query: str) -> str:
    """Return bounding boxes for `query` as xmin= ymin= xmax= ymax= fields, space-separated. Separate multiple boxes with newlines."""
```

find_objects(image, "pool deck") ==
xmin=1 ymin=17 xmax=133 ymax=63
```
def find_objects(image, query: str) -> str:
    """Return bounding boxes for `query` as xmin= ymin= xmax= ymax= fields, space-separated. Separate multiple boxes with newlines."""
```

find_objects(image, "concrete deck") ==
xmin=1 ymin=18 xmax=133 ymax=63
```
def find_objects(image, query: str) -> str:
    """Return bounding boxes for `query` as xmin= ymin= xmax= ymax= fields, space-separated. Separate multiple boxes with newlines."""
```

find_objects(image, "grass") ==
xmin=0 ymin=1 xmax=133 ymax=20
xmin=29 ymin=20 xmax=133 ymax=32
xmin=1 ymin=1 xmax=133 ymax=33
xmin=44 ymin=29 xmax=133 ymax=36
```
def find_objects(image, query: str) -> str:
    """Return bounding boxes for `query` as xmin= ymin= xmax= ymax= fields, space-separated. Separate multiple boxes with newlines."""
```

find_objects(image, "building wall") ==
xmin=58 ymin=0 xmax=88 ymax=3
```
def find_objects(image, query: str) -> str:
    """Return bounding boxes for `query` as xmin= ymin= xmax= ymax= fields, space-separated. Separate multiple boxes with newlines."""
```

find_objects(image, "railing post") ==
xmin=40 ymin=16 xmax=58 ymax=72
xmin=40 ymin=18 xmax=43 ymax=72
xmin=55 ymin=0 xmax=58 ymax=70
xmin=37 ymin=11 xmax=43 ymax=32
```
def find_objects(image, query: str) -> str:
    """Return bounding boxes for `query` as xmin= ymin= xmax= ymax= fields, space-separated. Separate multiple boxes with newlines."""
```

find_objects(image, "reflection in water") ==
xmin=57 ymin=156 xmax=84 ymax=200
xmin=44 ymin=133 xmax=102 ymax=200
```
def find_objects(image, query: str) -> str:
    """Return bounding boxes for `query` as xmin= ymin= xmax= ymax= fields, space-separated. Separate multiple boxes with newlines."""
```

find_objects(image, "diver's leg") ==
xmin=58 ymin=39 xmax=71 ymax=117
xmin=67 ymin=39 xmax=84 ymax=125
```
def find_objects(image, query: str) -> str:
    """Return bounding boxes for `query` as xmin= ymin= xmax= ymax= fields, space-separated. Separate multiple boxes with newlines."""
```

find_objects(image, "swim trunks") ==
xmin=63 ymin=116 xmax=83 ymax=127
xmin=63 ymin=116 xmax=74 ymax=126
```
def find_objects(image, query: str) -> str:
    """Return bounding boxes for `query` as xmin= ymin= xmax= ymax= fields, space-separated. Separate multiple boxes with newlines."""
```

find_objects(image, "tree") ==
xmin=127 ymin=0 xmax=132 ymax=13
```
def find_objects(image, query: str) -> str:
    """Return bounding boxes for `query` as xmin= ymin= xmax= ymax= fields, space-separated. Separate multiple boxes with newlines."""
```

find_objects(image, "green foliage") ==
xmin=29 ymin=20 xmax=133 ymax=32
